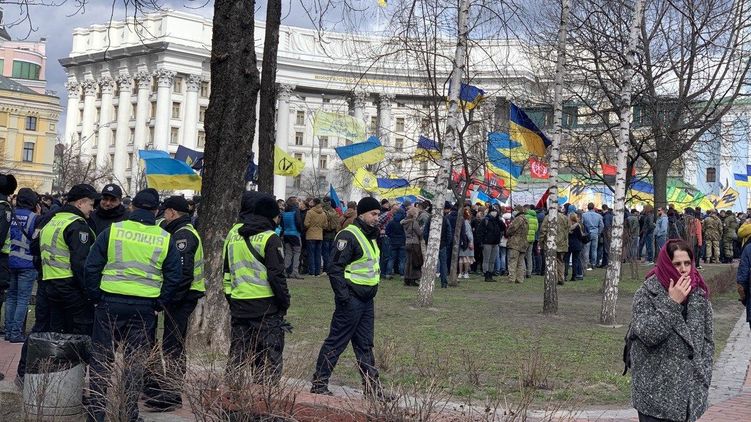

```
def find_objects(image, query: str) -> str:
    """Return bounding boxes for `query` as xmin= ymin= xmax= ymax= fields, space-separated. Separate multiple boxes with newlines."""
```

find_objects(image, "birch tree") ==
xmin=543 ymin=0 xmax=570 ymax=315
xmin=600 ymin=0 xmax=645 ymax=326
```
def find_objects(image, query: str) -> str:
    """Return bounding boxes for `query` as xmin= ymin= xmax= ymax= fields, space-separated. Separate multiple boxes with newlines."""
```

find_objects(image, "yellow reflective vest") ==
xmin=40 ymin=212 xmax=93 ymax=280
xmin=343 ymin=225 xmax=380 ymax=286
xmin=223 ymin=225 xmax=275 ymax=300
xmin=100 ymin=221 xmax=170 ymax=298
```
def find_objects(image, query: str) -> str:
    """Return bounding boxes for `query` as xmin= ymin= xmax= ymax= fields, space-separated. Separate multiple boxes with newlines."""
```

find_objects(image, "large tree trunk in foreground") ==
xmin=543 ymin=0 xmax=570 ymax=316
xmin=191 ymin=0 xmax=261 ymax=352
xmin=600 ymin=0 xmax=644 ymax=326
xmin=256 ymin=0 xmax=282 ymax=194
xmin=417 ymin=0 xmax=471 ymax=307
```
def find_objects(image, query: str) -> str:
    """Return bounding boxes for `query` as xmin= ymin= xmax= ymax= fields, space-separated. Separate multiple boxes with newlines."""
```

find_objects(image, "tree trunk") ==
xmin=256 ymin=0 xmax=282 ymax=193
xmin=190 ymin=0 xmax=261 ymax=352
xmin=418 ymin=0 xmax=471 ymax=307
xmin=600 ymin=0 xmax=644 ymax=326
xmin=448 ymin=197 xmax=464 ymax=287
xmin=543 ymin=0 xmax=570 ymax=316
xmin=652 ymin=158 xmax=670 ymax=214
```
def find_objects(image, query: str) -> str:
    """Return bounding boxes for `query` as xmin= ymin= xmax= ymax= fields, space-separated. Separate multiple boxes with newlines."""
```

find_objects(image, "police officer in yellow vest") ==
xmin=0 ymin=173 xmax=16 ymax=380
xmin=84 ymin=188 xmax=182 ymax=422
xmin=311 ymin=197 xmax=388 ymax=399
xmin=224 ymin=191 xmax=290 ymax=385
xmin=143 ymin=195 xmax=204 ymax=411
xmin=39 ymin=183 xmax=98 ymax=335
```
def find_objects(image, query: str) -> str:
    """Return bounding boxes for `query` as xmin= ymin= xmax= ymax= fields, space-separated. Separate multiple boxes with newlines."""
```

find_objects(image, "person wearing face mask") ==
xmin=39 ymin=184 xmax=98 ymax=335
xmin=626 ymin=240 xmax=713 ymax=422
xmin=90 ymin=183 xmax=130 ymax=235
xmin=311 ymin=197 xmax=389 ymax=400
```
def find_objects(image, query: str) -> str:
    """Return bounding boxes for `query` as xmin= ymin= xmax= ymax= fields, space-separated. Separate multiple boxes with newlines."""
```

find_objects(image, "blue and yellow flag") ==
xmin=735 ymin=172 xmax=751 ymax=188
xmin=335 ymin=136 xmax=385 ymax=171
xmin=488 ymin=132 xmax=529 ymax=162
xmin=487 ymin=142 xmax=522 ymax=189
xmin=713 ymin=186 xmax=739 ymax=209
xmin=274 ymin=146 xmax=305 ymax=177
xmin=509 ymin=103 xmax=552 ymax=157
xmin=353 ymin=168 xmax=379 ymax=191
xmin=139 ymin=149 xmax=202 ymax=191
xmin=457 ymin=82 xmax=485 ymax=110
xmin=313 ymin=111 xmax=366 ymax=140
xmin=628 ymin=180 xmax=655 ymax=203
xmin=415 ymin=135 xmax=441 ymax=161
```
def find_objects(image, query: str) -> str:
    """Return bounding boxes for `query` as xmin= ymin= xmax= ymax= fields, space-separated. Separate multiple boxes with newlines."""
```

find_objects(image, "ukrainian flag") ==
xmin=415 ymin=136 xmax=441 ymax=161
xmin=487 ymin=142 xmax=521 ymax=189
xmin=734 ymin=172 xmax=751 ymax=188
xmin=139 ymin=149 xmax=202 ymax=191
xmin=488 ymin=132 xmax=529 ymax=162
xmin=457 ymin=82 xmax=485 ymax=110
xmin=509 ymin=103 xmax=552 ymax=157
xmin=628 ymin=180 xmax=654 ymax=203
xmin=353 ymin=168 xmax=378 ymax=191
xmin=335 ymin=136 xmax=385 ymax=171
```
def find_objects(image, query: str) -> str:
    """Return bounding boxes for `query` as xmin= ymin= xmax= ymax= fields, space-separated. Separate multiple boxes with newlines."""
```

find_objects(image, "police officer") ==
xmin=39 ymin=183 xmax=97 ymax=335
xmin=84 ymin=188 xmax=182 ymax=422
xmin=90 ymin=183 xmax=129 ymax=235
xmin=0 ymin=173 xmax=16 ymax=380
xmin=224 ymin=192 xmax=290 ymax=385
xmin=311 ymin=197 xmax=388 ymax=399
xmin=144 ymin=196 xmax=204 ymax=411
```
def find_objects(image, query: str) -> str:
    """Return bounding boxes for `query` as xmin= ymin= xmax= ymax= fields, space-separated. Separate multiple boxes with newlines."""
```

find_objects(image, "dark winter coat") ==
xmin=90 ymin=204 xmax=130 ymax=235
xmin=386 ymin=209 xmax=406 ymax=247
xmin=328 ymin=218 xmax=380 ymax=302
xmin=477 ymin=215 xmax=503 ymax=245
xmin=567 ymin=222 xmax=586 ymax=253
xmin=629 ymin=277 xmax=713 ymax=422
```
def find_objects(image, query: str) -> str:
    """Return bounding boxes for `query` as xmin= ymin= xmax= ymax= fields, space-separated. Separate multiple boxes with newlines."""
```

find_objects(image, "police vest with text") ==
xmin=40 ymin=212 xmax=94 ymax=280
xmin=343 ymin=225 xmax=380 ymax=286
xmin=175 ymin=224 xmax=205 ymax=292
xmin=100 ymin=221 xmax=170 ymax=298
xmin=224 ymin=225 xmax=275 ymax=300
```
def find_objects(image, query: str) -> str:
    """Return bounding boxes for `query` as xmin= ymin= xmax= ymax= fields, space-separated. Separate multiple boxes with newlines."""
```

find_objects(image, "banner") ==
xmin=529 ymin=157 xmax=549 ymax=179
xmin=313 ymin=111 xmax=366 ymax=140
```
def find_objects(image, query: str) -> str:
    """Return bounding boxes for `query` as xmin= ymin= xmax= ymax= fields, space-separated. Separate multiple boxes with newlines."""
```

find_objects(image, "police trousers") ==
xmin=312 ymin=294 xmax=378 ymax=389
xmin=88 ymin=300 xmax=156 ymax=422
xmin=44 ymin=278 xmax=93 ymax=335
xmin=227 ymin=313 xmax=285 ymax=386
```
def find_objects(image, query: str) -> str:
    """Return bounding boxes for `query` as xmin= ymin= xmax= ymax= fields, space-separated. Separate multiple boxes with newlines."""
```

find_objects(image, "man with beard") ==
xmin=90 ymin=184 xmax=129 ymax=235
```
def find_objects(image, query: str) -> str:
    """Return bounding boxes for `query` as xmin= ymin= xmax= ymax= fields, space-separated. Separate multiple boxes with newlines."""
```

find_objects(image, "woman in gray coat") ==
xmin=629 ymin=239 xmax=713 ymax=422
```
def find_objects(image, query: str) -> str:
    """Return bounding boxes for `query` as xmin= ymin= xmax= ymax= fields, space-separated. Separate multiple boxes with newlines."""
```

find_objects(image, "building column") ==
xmin=132 ymin=71 xmax=152 ymax=183
xmin=113 ymin=74 xmax=132 ymax=187
xmin=274 ymin=83 xmax=295 ymax=200
xmin=79 ymin=79 xmax=98 ymax=159
xmin=63 ymin=81 xmax=80 ymax=145
xmin=348 ymin=91 xmax=369 ymax=202
xmin=182 ymin=74 xmax=202 ymax=149
xmin=96 ymin=76 xmax=115 ymax=170
xmin=153 ymin=68 xmax=175 ymax=151
xmin=378 ymin=93 xmax=395 ymax=146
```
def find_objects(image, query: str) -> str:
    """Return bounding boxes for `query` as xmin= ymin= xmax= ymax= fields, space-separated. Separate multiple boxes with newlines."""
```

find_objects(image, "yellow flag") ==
xmin=274 ymin=146 xmax=304 ymax=177
xmin=353 ymin=168 xmax=378 ymax=191
xmin=313 ymin=111 xmax=366 ymax=140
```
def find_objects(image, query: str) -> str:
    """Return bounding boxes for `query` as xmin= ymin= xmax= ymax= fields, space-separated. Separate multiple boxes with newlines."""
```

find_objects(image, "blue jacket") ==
xmin=581 ymin=210 xmax=604 ymax=238
xmin=84 ymin=209 xmax=182 ymax=306
xmin=386 ymin=209 xmax=406 ymax=246
xmin=424 ymin=215 xmax=453 ymax=248
xmin=281 ymin=209 xmax=302 ymax=238
xmin=655 ymin=215 xmax=668 ymax=238
xmin=738 ymin=242 xmax=751 ymax=325
xmin=8 ymin=208 xmax=36 ymax=270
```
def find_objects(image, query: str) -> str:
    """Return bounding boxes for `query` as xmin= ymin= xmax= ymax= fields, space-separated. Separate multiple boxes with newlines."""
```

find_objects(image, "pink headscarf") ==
xmin=645 ymin=239 xmax=709 ymax=298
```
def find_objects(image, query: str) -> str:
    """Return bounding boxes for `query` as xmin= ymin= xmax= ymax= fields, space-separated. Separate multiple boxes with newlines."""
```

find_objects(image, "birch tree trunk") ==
xmin=600 ymin=0 xmax=644 ymax=326
xmin=417 ymin=0 xmax=471 ymax=307
xmin=543 ymin=0 xmax=570 ymax=315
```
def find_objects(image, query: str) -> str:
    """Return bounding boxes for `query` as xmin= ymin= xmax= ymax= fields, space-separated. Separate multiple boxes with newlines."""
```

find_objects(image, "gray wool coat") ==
xmin=629 ymin=276 xmax=714 ymax=422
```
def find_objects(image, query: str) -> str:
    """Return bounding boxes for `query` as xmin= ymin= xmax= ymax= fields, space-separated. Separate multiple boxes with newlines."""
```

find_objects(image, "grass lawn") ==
xmin=283 ymin=263 xmax=743 ymax=408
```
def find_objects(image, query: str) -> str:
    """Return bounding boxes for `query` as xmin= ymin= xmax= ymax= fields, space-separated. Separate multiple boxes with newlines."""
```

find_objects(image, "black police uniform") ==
xmin=0 ymin=192 xmax=12 ymax=335
xmin=144 ymin=213 xmax=204 ymax=408
xmin=84 ymin=208 xmax=182 ymax=422
xmin=311 ymin=217 xmax=381 ymax=394
xmin=225 ymin=212 xmax=291 ymax=385
xmin=44 ymin=204 xmax=97 ymax=335
xmin=90 ymin=204 xmax=129 ymax=235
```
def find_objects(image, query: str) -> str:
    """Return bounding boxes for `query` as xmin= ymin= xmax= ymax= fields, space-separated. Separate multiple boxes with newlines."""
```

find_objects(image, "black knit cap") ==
xmin=163 ymin=195 xmax=190 ymax=213
xmin=132 ymin=188 xmax=160 ymax=211
xmin=67 ymin=184 xmax=99 ymax=202
xmin=0 ymin=173 xmax=17 ymax=196
xmin=253 ymin=193 xmax=280 ymax=220
xmin=357 ymin=197 xmax=381 ymax=216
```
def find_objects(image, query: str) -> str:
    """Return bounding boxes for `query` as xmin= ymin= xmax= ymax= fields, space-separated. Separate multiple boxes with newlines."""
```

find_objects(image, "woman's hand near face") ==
xmin=668 ymin=275 xmax=692 ymax=304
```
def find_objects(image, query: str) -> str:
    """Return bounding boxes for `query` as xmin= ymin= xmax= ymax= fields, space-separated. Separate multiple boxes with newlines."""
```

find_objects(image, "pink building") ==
xmin=0 ymin=16 xmax=47 ymax=94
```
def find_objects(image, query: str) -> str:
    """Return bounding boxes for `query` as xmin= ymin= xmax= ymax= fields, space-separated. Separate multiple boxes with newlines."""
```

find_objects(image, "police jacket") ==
xmin=163 ymin=214 xmax=204 ymax=302
xmin=329 ymin=217 xmax=380 ymax=303
xmin=224 ymin=214 xmax=290 ymax=319
xmin=90 ymin=204 xmax=129 ymax=235
xmin=84 ymin=209 xmax=182 ymax=307
xmin=41 ymin=205 xmax=96 ymax=291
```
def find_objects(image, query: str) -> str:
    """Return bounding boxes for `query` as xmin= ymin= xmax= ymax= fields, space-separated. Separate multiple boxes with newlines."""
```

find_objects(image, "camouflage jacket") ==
xmin=506 ymin=214 xmax=529 ymax=252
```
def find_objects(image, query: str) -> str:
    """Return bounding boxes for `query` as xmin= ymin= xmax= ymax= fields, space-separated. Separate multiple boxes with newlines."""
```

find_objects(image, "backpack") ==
xmin=622 ymin=323 xmax=633 ymax=375
xmin=577 ymin=224 xmax=591 ymax=244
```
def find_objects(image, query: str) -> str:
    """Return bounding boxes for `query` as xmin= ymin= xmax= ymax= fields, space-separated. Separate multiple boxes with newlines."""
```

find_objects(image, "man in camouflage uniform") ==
xmin=703 ymin=210 xmax=723 ymax=264
xmin=506 ymin=206 xmax=529 ymax=284
xmin=723 ymin=210 xmax=739 ymax=263
xmin=540 ymin=209 xmax=569 ymax=285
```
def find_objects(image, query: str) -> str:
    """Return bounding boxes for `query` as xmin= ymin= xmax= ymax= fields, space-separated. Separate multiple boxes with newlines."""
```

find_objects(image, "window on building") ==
xmin=293 ymin=176 xmax=301 ymax=188
xmin=12 ymin=61 xmax=41 ymax=80
xmin=151 ymin=102 xmax=157 ymax=119
xmin=129 ymin=129 xmax=135 ymax=145
xmin=126 ymin=177 xmax=132 ymax=192
xmin=199 ymin=106 xmax=207 ymax=123
xmin=197 ymin=132 xmax=206 ymax=148
xmin=296 ymin=110 xmax=305 ymax=126
xmin=319 ymin=155 xmax=328 ymax=169
xmin=170 ymin=127 xmax=179 ymax=144
xmin=127 ymin=153 xmax=133 ymax=170
xmin=200 ymin=81 xmax=210 ymax=97
xmin=173 ymin=76 xmax=183 ymax=94
xmin=295 ymin=132 xmax=304 ymax=146
xmin=421 ymin=117 xmax=431 ymax=131
xmin=319 ymin=136 xmax=328 ymax=148
xmin=25 ymin=116 xmax=37 ymax=131
xmin=395 ymin=117 xmax=405 ymax=132
xmin=397 ymin=102 xmax=405 ymax=108
xmin=0 ymin=112 xmax=8 ymax=127
xmin=323 ymin=98 xmax=331 ymax=104
xmin=172 ymin=102 xmax=181 ymax=119
xmin=317 ymin=176 xmax=327 ymax=190
xmin=370 ymin=116 xmax=377 ymax=132
xmin=22 ymin=142 xmax=34 ymax=162
xmin=706 ymin=167 xmax=716 ymax=183
xmin=110 ymin=134 xmax=115 ymax=146
xmin=395 ymin=137 xmax=403 ymax=152
xmin=294 ymin=153 xmax=303 ymax=162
